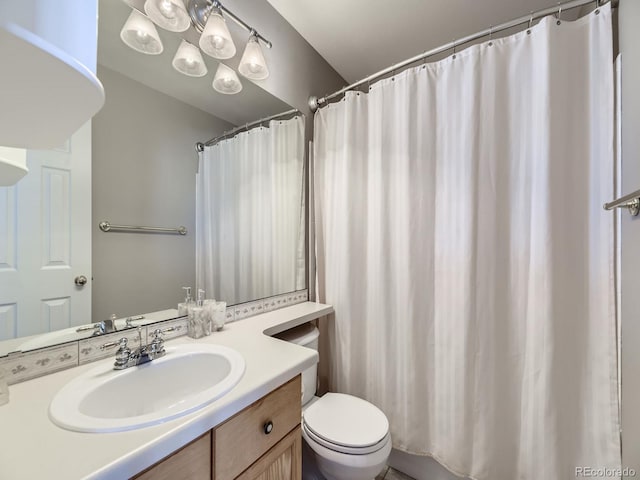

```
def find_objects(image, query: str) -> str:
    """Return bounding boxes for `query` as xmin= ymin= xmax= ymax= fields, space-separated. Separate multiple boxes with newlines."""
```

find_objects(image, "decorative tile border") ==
xmin=0 ymin=289 xmax=308 ymax=385
xmin=234 ymin=299 xmax=265 ymax=321
xmin=224 ymin=307 xmax=236 ymax=324
xmin=2 ymin=343 xmax=78 ymax=385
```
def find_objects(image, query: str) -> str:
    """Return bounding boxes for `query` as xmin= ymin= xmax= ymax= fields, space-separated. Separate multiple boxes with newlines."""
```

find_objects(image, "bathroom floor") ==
xmin=376 ymin=466 xmax=417 ymax=480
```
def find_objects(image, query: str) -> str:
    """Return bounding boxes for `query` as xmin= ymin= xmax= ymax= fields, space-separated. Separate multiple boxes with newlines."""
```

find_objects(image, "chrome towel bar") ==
xmin=603 ymin=189 xmax=640 ymax=216
xmin=99 ymin=221 xmax=187 ymax=235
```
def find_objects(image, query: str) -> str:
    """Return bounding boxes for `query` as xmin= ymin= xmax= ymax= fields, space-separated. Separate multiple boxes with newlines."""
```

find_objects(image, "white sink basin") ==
xmin=49 ymin=343 xmax=245 ymax=433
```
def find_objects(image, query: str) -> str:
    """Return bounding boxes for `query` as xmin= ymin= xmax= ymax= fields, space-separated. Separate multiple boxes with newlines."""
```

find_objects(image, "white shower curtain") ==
xmin=314 ymin=6 xmax=619 ymax=480
xmin=196 ymin=115 xmax=305 ymax=304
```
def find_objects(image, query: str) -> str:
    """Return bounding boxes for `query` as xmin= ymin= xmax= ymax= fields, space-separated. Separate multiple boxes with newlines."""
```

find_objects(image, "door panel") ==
xmin=0 ymin=122 xmax=92 ymax=340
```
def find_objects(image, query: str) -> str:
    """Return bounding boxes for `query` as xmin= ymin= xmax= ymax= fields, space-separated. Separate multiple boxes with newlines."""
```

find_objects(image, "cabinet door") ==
xmin=236 ymin=426 xmax=301 ymax=480
xmin=132 ymin=432 xmax=212 ymax=480
xmin=214 ymin=376 xmax=301 ymax=480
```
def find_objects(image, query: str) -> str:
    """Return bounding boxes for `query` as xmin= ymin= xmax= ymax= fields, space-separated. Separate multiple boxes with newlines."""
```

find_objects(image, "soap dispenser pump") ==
xmin=178 ymin=287 xmax=192 ymax=316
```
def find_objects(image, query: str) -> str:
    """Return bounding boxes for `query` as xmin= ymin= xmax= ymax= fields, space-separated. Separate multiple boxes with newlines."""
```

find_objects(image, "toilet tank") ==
xmin=274 ymin=322 xmax=319 ymax=406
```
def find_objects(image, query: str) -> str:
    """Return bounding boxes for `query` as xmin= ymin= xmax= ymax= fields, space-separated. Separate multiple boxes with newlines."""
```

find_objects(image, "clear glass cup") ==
xmin=212 ymin=301 xmax=227 ymax=331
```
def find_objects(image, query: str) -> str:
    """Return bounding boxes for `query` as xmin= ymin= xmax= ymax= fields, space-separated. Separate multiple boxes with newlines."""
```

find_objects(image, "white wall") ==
xmin=618 ymin=0 xmax=640 ymax=473
xmin=91 ymin=66 xmax=232 ymax=321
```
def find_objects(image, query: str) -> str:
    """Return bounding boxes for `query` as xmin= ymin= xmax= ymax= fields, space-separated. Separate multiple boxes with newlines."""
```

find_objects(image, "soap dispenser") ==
xmin=178 ymin=287 xmax=192 ymax=316
xmin=188 ymin=289 xmax=207 ymax=339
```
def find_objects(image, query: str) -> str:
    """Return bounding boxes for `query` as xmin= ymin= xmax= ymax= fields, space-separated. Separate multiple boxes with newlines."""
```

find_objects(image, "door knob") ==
xmin=74 ymin=275 xmax=88 ymax=286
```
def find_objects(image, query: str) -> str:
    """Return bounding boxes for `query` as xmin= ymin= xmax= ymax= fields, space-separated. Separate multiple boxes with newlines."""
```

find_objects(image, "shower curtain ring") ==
xmin=452 ymin=39 xmax=457 ymax=59
xmin=527 ymin=12 xmax=534 ymax=34
xmin=488 ymin=25 xmax=493 ymax=46
xmin=556 ymin=6 xmax=562 ymax=25
xmin=595 ymin=0 xmax=601 ymax=14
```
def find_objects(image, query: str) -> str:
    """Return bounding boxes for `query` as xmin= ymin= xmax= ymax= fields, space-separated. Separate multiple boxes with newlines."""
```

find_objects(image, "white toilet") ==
xmin=275 ymin=323 xmax=391 ymax=480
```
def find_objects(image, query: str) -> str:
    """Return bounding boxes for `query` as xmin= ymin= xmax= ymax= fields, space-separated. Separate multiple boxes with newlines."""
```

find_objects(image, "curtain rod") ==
xmin=196 ymin=108 xmax=300 ymax=151
xmin=309 ymin=0 xmax=616 ymax=111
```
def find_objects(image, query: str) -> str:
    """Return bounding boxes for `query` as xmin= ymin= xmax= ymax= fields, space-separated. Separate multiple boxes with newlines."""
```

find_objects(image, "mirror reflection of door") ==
xmin=0 ymin=122 xmax=92 ymax=340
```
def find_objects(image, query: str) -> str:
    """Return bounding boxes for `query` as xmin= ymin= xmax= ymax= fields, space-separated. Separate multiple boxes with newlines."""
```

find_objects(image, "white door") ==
xmin=0 ymin=121 xmax=92 ymax=340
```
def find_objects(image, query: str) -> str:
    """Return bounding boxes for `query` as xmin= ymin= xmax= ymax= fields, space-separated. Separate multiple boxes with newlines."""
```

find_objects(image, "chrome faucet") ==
xmin=100 ymin=326 xmax=182 ymax=370
xmin=77 ymin=314 xmax=147 ymax=337
xmin=102 ymin=314 xmax=118 ymax=333
xmin=76 ymin=314 xmax=119 ymax=336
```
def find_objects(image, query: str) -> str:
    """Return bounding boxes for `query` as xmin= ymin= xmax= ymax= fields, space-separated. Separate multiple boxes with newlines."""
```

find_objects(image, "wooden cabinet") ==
xmin=133 ymin=432 xmax=212 ymax=480
xmin=214 ymin=376 xmax=301 ymax=480
xmin=131 ymin=375 xmax=302 ymax=480
xmin=236 ymin=427 xmax=301 ymax=480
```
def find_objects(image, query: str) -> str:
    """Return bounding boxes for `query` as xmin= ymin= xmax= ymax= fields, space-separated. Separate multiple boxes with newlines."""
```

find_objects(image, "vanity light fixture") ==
xmin=120 ymin=9 xmax=164 ymax=55
xmin=119 ymin=0 xmax=272 ymax=94
xmin=199 ymin=5 xmax=236 ymax=59
xmin=238 ymin=32 xmax=269 ymax=80
xmin=172 ymin=39 xmax=208 ymax=76
xmin=212 ymin=63 xmax=243 ymax=94
xmin=144 ymin=0 xmax=191 ymax=32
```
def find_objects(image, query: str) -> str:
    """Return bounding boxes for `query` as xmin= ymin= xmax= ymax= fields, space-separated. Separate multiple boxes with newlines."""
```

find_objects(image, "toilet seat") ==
xmin=303 ymin=421 xmax=391 ymax=455
xmin=302 ymin=393 xmax=389 ymax=455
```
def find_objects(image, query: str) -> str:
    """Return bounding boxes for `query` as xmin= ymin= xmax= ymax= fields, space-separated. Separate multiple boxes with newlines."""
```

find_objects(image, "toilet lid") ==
xmin=302 ymin=393 xmax=389 ymax=449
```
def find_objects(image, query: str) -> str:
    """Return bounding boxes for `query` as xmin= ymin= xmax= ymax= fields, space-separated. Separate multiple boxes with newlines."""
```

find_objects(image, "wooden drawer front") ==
xmin=132 ymin=432 xmax=211 ymax=480
xmin=214 ymin=375 xmax=301 ymax=480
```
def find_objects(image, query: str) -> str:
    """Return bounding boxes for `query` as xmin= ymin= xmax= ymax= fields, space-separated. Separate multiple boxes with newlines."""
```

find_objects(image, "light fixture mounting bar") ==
xmin=188 ymin=0 xmax=272 ymax=49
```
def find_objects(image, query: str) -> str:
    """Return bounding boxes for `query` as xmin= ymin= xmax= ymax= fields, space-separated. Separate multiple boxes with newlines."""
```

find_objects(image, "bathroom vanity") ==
xmin=0 ymin=302 xmax=332 ymax=480
xmin=136 ymin=376 xmax=301 ymax=480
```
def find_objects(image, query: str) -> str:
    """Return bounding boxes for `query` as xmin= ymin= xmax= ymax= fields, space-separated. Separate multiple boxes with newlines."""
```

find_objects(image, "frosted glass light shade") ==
xmin=144 ymin=0 xmax=190 ymax=32
xmin=199 ymin=10 xmax=236 ymax=59
xmin=212 ymin=63 xmax=242 ymax=94
xmin=172 ymin=40 xmax=207 ymax=77
xmin=238 ymin=35 xmax=269 ymax=80
xmin=120 ymin=10 xmax=163 ymax=55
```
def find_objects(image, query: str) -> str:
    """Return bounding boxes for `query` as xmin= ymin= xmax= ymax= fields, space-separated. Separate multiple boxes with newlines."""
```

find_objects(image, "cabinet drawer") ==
xmin=214 ymin=375 xmax=301 ymax=480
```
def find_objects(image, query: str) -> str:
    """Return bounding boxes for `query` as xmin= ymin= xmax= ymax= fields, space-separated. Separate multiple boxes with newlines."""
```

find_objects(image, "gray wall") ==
xmin=91 ymin=66 xmax=232 ymax=321
xmin=214 ymin=0 xmax=345 ymax=118
xmin=619 ymin=0 xmax=640 ymax=473
xmin=90 ymin=0 xmax=347 ymax=321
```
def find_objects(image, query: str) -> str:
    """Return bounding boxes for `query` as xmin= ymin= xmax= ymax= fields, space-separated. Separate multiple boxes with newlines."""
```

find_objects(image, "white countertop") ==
xmin=0 ymin=302 xmax=333 ymax=480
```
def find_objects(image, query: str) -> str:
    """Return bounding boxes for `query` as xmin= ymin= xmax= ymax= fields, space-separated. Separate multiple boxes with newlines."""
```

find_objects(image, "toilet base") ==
xmin=302 ymin=428 xmax=391 ymax=480
xmin=302 ymin=439 xmax=327 ymax=480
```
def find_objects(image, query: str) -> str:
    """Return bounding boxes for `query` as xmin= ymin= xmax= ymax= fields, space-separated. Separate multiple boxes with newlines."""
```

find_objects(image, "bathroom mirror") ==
xmin=0 ymin=0 xmax=306 ymax=355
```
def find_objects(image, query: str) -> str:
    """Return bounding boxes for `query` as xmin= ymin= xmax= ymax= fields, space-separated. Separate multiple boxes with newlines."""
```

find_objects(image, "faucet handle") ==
xmin=100 ymin=337 xmax=128 ymax=350
xmin=125 ymin=315 xmax=145 ymax=328
xmin=151 ymin=325 xmax=182 ymax=339
xmin=76 ymin=321 xmax=106 ymax=335
xmin=150 ymin=329 xmax=166 ymax=356
xmin=100 ymin=338 xmax=131 ymax=369
xmin=162 ymin=325 xmax=182 ymax=334
xmin=149 ymin=325 xmax=183 ymax=355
